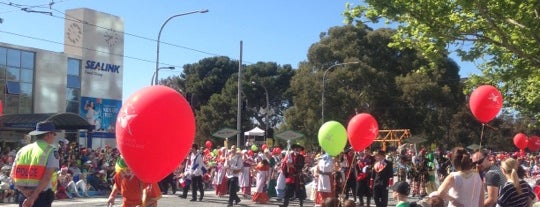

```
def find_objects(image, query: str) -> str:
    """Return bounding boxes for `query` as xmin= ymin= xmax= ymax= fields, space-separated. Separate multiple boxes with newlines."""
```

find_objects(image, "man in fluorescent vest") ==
xmin=10 ymin=121 xmax=59 ymax=207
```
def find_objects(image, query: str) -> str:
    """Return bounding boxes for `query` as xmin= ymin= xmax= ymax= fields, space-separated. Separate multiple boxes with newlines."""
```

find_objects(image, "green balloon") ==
xmin=213 ymin=149 xmax=218 ymax=155
xmin=251 ymin=145 xmax=258 ymax=151
xmin=318 ymin=121 xmax=347 ymax=157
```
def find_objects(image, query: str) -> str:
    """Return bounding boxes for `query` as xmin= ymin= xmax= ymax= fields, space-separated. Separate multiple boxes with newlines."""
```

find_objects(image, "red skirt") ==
xmin=216 ymin=177 xmax=228 ymax=196
xmin=252 ymin=192 xmax=269 ymax=204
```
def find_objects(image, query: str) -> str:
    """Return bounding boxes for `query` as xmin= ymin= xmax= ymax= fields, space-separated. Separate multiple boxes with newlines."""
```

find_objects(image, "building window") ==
xmin=66 ymin=58 xmax=81 ymax=114
xmin=0 ymin=47 xmax=34 ymax=114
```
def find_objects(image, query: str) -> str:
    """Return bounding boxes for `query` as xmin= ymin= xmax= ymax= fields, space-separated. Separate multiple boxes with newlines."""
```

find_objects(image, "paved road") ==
xmin=3 ymin=188 xmax=418 ymax=207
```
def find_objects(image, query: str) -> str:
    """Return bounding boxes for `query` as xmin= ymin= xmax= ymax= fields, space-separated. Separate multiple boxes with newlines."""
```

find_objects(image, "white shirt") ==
xmin=188 ymin=152 xmax=204 ymax=176
xmin=225 ymin=153 xmax=243 ymax=178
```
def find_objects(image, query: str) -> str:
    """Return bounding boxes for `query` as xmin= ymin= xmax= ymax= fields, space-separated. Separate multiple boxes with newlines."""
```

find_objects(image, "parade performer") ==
xmin=212 ymin=147 xmax=228 ymax=197
xmin=315 ymin=153 xmax=334 ymax=206
xmin=252 ymin=159 xmax=270 ymax=204
xmin=107 ymin=156 xmax=162 ymax=207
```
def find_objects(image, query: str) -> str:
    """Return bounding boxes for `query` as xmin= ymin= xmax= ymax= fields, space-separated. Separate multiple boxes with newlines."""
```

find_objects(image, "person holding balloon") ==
xmin=107 ymin=156 xmax=161 ymax=207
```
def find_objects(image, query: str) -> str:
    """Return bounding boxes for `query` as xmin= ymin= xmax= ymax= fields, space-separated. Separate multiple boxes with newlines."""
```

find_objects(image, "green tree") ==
xmin=161 ymin=57 xmax=294 ymax=146
xmin=285 ymin=25 xmax=464 ymax=150
xmin=344 ymin=0 xmax=540 ymax=124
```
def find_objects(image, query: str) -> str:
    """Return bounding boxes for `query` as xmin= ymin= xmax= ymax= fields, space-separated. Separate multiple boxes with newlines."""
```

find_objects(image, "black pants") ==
xmin=283 ymin=183 xmax=303 ymax=207
xmin=181 ymin=180 xmax=191 ymax=198
xmin=18 ymin=189 xmax=54 ymax=207
xmin=227 ymin=177 xmax=240 ymax=205
xmin=356 ymin=180 xmax=372 ymax=206
xmin=191 ymin=175 xmax=204 ymax=200
xmin=344 ymin=178 xmax=356 ymax=200
xmin=159 ymin=173 xmax=176 ymax=194
xmin=373 ymin=185 xmax=388 ymax=207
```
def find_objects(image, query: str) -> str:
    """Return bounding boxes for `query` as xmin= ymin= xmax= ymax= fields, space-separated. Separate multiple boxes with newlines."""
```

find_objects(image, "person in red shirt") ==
xmin=107 ymin=156 xmax=162 ymax=207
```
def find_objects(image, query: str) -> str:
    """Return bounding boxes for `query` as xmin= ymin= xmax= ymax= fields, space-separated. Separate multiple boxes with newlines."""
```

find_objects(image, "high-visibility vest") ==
xmin=12 ymin=140 xmax=54 ymax=187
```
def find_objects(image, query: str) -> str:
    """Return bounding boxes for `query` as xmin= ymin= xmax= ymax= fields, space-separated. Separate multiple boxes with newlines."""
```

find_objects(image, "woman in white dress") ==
xmin=239 ymin=150 xmax=255 ymax=197
xmin=437 ymin=147 xmax=484 ymax=207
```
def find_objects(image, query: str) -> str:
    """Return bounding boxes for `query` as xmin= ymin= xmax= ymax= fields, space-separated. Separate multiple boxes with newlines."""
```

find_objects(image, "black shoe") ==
xmin=190 ymin=198 xmax=196 ymax=201
xmin=178 ymin=195 xmax=186 ymax=199
xmin=235 ymin=199 xmax=241 ymax=205
xmin=199 ymin=197 xmax=203 ymax=201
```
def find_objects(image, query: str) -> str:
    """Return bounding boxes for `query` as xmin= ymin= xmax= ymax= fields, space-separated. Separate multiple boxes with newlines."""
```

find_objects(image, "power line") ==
xmin=0 ymin=29 xmax=176 ymax=67
xmin=0 ymin=1 xmax=256 ymax=65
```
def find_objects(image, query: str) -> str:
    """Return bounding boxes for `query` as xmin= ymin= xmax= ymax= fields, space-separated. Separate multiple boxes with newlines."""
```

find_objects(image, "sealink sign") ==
xmin=85 ymin=60 xmax=120 ymax=73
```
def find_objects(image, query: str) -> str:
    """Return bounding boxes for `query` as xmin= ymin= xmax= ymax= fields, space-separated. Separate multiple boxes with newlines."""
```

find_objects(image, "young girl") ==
xmin=252 ymin=159 xmax=270 ymax=204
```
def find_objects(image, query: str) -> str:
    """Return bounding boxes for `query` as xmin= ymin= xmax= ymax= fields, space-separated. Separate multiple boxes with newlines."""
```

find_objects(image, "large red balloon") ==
xmin=528 ymin=135 xmax=540 ymax=151
xmin=116 ymin=86 xmax=195 ymax=183
xmin=469 ymin=85 xmax=503 ymax=123
xmin=347 ymin=113 xmax=379 ymax=152
xmin=513 ymin=133 xmax=528 ymax=150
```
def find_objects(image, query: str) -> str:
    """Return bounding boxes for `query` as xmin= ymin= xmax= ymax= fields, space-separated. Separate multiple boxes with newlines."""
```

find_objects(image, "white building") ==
xmin=0 ymin=8 xmax=123 ymax=148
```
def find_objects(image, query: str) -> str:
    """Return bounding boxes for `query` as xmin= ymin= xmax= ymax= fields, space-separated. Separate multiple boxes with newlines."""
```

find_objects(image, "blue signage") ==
xmin=85 ymin=60 xmax=120 ymax=73
xmin=80 ymin=97 xmax=122 ymax=133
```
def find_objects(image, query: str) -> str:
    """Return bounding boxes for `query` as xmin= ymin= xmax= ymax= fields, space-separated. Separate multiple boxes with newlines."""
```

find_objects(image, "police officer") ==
xmin=11 ymin=121 xmax=59 ymax=207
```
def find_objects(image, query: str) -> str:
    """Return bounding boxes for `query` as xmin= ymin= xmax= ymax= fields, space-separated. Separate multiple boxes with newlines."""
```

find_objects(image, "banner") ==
xmin=80 ymin=97 xmax=122 ymax=133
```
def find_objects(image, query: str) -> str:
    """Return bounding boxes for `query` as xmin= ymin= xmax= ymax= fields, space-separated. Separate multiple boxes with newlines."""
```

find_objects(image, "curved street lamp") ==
xmin=154 ymin=9 xmax=209 ymax=85
xmin=151 ymin=66 xmax=175 ymax=85
xmin=251 ymin=81 xmax=270 ymax=143
xmin=321 ymin=62 xmax=360 ymax=124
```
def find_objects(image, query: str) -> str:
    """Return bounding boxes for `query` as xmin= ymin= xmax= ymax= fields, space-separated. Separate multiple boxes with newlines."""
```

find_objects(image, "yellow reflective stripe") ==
xmin=13 ymin=141 xmax=54 ymax=187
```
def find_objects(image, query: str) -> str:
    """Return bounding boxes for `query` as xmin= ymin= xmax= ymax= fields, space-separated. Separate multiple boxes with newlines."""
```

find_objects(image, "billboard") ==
xmin=80 ymin=96 xmax=122 ymax=134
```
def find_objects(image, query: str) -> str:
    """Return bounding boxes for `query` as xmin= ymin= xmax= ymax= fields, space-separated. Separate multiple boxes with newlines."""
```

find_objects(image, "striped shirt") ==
xmin=497 ymin=180 xmax=535 ymax=207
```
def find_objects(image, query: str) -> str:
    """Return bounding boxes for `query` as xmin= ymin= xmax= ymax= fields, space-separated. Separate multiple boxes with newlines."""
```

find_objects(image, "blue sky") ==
xmin=0 ymin=0 xmax=480 ymax=102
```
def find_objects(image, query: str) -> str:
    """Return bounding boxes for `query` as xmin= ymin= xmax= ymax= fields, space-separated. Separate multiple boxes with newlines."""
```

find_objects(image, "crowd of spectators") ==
xmin=0 ymin=141 xmax=120 ymax=203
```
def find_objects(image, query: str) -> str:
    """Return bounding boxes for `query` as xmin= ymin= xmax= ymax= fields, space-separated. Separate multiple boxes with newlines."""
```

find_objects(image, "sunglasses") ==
xmin=472 ymin=157 xmax=486 ymax=165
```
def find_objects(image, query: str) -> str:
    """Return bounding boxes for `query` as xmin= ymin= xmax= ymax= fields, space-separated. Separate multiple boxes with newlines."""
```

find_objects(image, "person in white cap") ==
xmin=10 ymin=121 xmax=59 ymax=207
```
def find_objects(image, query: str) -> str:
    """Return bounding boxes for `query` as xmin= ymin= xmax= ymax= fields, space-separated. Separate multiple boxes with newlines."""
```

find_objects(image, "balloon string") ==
xmin=339 ymin=154 xmax=356 ymax=205
xmin=479 ymin=123 xmax=485 ymax=149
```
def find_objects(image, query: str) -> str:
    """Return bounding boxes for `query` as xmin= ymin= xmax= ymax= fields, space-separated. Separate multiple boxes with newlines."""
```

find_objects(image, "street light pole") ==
xmin=252 ymin=81 xmax=269 ymax=143
xmin=151 ymin=66 xmax=175 ymax=85
xmin=321 ymin=62 xmax=360 ymax=124
xmin=154 ymin=9 xmax=208 ymax=85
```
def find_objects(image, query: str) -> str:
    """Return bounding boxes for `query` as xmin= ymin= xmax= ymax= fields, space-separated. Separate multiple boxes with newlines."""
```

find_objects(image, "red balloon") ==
xmin=469 ymin=85 xmax=503 ymax=123
xmin=247 ymin=150 xmax=254 ymax=156
xmin=261 ymin=144 xmax=267 ymax=150
xmin=272 ymin=147 xmax=281 ymax=155
xmin=116 ymin=85 xmax=195 ymax=183
xmin=528 ymin=135 xmax=540 ymax=151
xmin=347 ymin=113 xmax=379 ymax=152
xmin=205 ymin=140 xmax=213 ymax=149
xmin=0 ymin=100 xmax=3 ymax=115
xmin=513 ymin=133 xmax=528 ymax=150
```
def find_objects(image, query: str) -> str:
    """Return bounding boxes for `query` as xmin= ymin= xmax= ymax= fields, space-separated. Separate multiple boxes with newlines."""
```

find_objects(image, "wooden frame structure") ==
xmin=372 ymin=129 xmax=412 ymax=150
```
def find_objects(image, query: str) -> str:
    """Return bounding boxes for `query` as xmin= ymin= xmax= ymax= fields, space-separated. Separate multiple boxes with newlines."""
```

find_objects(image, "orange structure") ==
xmin=372 ymin=129 xmax=412 ymax=151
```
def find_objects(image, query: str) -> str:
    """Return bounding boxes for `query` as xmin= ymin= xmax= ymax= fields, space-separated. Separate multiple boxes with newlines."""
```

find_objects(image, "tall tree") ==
xmin=285 ymin=25 xmax=464 ymax=149
xmin=162 ymin=57 xmax=294 ymax=146
xmin=344 ymin=0 xmax=540 ymax=123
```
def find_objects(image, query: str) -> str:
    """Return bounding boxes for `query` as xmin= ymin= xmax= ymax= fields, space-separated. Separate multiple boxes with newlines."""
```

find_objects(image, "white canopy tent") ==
xmin=244 ymin=127 xmax=265 ymax=136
